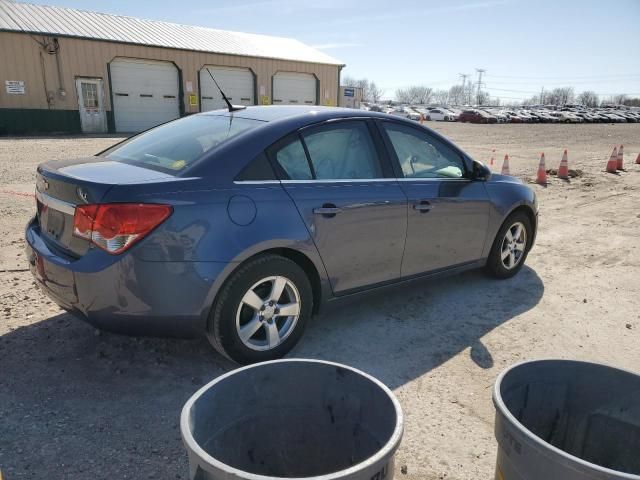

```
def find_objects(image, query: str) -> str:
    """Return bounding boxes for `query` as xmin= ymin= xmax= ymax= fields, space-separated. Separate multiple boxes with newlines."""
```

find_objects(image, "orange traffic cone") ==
xmin=501 ymin=154 xmax=510 ymax=175
xmin=617 ymin=144 xmax=624 ymax=170
xmin=636 ymin=152 xmax=640 ymax=165
xmin=536 ymin=153 xmax=547 ymax=185
xmin=490 ymin=149 xmax=495 ymax=166
xmin=606 ymin=146 xmax=618 ymax=173
xmin=558 ymin=149 xmax=569 ymax=179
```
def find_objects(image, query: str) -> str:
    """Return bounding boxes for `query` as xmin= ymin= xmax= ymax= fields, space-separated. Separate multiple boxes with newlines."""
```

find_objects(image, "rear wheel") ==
xmin=207 ymin=255 xmax=313 ymax=364
xmin=485 ymin=212 xmax=532 ymax=279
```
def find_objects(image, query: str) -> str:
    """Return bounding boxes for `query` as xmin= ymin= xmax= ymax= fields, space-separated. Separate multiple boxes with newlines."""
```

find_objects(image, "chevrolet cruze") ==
xmin=26 ymin=106 xmax=537 ymax=364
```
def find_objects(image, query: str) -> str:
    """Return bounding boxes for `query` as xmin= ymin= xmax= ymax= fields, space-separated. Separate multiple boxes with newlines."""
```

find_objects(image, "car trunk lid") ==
xmin=36 ymin=157 xmax=175 ymax=257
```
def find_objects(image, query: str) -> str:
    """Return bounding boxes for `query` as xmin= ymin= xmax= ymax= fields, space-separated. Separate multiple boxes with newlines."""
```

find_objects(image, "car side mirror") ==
xmin=472 ymin=161 xmax=492 ymax=181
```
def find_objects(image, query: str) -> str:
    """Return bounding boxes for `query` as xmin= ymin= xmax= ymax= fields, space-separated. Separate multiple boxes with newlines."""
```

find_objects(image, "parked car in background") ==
xmin=403 ymin=107 xmax=423 ymax=121
xmin=483 ymin=109 xmax=508 ymax=123
xmin=26 ymin=106 xmax=537 ymax=364
xmin=503 ymin=111 xmax=524 ymax=123
xmin=388 ymin=108 xmax=410 ymax=119
xmin=549 ymin=111 xmax=584 ymax=123
xmin=446 ymin=107 xmax=462 ymax=120
xmin=458 ymin=109 xmax=497 ymax=124
xmin=427 ymin=108 xmax=455 ymax=121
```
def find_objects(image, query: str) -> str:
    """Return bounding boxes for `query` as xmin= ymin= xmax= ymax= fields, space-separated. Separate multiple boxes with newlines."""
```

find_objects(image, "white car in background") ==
xmin=403 ymin=106 xmax=423 ymax=121
xmin=550 ymin=111 xmax=584 ymax=123
xmin=427 ymin=108 xmax=455 ymax=121
xmin=445 ymin=107 xmax=462 ymax=120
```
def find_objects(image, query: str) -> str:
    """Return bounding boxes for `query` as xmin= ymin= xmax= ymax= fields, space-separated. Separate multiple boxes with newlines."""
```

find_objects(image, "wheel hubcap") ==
xmin=235 ymin=276 xmax=301 ymax=351
xmin=500 ymin=222 xmax=527 ymax=270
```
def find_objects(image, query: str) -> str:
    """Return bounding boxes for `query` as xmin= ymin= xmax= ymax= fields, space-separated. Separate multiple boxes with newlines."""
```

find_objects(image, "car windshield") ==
xmin=104 ymin=114 xmax=264 ymax=173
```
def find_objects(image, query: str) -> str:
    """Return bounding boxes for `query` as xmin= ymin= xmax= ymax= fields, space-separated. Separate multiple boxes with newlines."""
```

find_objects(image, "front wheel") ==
xmin=485 ymin=212 xmax=532 ymax=279
xmin=207 ymin=255 xmax=313 ymax=364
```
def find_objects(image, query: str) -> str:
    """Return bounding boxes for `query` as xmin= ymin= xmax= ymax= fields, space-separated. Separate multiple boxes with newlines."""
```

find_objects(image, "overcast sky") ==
xmin=26 ymin=0 xmax=640 ymax=101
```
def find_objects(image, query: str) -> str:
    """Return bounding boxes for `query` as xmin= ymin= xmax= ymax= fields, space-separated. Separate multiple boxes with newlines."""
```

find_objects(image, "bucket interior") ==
xmin=187 ymin=362 xmax=398 ymax=477
xmin=499 ymin=360 xmax=640 ymax=475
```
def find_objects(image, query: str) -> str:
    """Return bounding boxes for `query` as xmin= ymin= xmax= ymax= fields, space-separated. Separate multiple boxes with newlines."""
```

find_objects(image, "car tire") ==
xmin=207 ymin=254 xmax=313 ymax=364
xmin=485 ymin=211 xmax=533 ymax=279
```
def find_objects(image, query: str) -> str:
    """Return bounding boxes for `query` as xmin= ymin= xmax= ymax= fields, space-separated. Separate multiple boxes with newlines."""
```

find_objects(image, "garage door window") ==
xmin=104 ymin=115 xmax=263 ymax=173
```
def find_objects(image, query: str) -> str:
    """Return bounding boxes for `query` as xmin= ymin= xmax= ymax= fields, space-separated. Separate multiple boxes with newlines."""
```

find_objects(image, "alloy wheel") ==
xmin=235 ymin=276 xmax=301 ymax=351
xmin=500 ymin=222 xmax=527 ymax=270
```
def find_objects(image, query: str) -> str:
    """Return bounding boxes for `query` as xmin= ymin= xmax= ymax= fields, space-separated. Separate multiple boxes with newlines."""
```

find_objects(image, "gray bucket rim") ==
xmin=180 ymin=358 xmax=404 ymax=480
xmin=493 ymin=358 xmax=640 ymax=480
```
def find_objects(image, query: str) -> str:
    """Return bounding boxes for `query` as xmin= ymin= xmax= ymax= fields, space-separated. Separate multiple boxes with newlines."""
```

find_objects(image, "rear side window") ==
xmin=301 ymin=121 xmax=383 ymax=180
xmin=236 ymin=153 xmax=276 ymax=181
xmin=274 ymin=138 xmax=313 ymax=180
xmin=104 ymin=114 xmax=264 ymax=173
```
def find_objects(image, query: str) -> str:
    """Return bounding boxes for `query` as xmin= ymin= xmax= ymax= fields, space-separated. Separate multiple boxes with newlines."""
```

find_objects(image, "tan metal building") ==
xmin=0 ymin=0 xmax=344 ymax=134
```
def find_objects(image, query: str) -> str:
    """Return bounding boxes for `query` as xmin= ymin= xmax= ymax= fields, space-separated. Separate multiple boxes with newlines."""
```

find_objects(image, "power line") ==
xmin=487 ymin=78 xmax=640 ymax=86
xmin=485 ymin=73 xmax=640 ymax=80
xmin=485 ymin=87 xmax=640 ymax=95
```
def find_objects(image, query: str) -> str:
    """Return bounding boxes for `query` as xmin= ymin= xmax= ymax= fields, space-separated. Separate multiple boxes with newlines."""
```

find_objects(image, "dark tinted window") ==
xmin=104 ymin=114 xmax=263 ymax=173
xmin=236 ymin=153 xmax=276 ymax=181
xmin=274 ymin=138 xmax=312 ymax=180
xmin=301 ymin=121 xmax=383 ymax=180
xmin=382 ymin=122 xmax=466 ymax=179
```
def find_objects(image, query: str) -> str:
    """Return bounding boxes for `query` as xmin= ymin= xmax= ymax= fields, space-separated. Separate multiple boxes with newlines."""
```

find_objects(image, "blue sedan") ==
xmin=26 ymin=106 xmax=537 ymax=364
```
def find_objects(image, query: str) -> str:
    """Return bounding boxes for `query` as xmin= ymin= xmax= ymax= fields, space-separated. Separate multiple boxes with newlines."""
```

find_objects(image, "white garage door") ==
xmin=272 ymin=72 xmax=317 ymax=105
xmin=110 ymin=58 xmax=180 ymax=133
xmin=200 ymin=66 xmax=254 ymax=111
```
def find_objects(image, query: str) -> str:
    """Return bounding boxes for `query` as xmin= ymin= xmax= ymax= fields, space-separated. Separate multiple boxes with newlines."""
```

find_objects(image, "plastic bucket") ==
xmin=493 ymin=359 xmax=640 ymax=480
xmin=181 ymin=359 xmax=403 ymax=479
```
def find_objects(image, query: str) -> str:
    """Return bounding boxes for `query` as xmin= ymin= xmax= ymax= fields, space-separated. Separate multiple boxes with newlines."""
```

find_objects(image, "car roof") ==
xmin=199 ymin=105 xmax=395 ymax=124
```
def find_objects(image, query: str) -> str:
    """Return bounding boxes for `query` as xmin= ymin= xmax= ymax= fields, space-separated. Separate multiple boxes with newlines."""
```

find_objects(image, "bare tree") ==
xmin=341 ymin=76 xmax=385 ymax=103
xmin=341 ymin=75 xmax=358 ymax=87
xmin=612 ymin=93 xmax=628 ymax=105
xmin=577 ymin=91 xmax=599 ymax=107
xmin=395 ymin=88 xmax=415 ymax=104
xmin=463 ymin=83 xmax=475 ymax=105
xmin=409 ymin=86 xmax=433 ymax=104
xmin=547 ymin=87 xmax=575 ymax=106
xmin=448 ymin=85 xmax=465 ymax=105
xmin=622 ymin=97 xmax=640 ymax=107
xmin=476 ymin=90 xmax=490 ymax=106
xmin=432 ymin=89 xmax=450 ymax=105
xmin=369 ymin=82 xmax=384 ymax=103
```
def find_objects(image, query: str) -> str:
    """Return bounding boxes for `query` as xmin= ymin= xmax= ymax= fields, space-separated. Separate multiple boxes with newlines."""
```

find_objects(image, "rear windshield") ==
xmin=103 ymin=114 xmax=264 ymax=173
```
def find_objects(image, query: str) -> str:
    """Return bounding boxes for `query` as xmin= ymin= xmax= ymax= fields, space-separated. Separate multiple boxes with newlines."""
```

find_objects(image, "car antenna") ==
xmin=205 ymin=68 xmax=246 ymax=113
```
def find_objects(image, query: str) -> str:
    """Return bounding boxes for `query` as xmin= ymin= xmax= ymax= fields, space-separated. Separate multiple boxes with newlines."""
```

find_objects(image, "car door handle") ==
xmin=413 ymin=201 xmax=432 ymax=212
xmin=313 ymin=204 xmax=342 ymax=216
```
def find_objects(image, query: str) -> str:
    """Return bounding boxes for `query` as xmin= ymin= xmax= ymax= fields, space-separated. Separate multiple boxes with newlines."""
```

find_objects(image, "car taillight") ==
xmin=73 ymin=203 xmax=172 ymax=254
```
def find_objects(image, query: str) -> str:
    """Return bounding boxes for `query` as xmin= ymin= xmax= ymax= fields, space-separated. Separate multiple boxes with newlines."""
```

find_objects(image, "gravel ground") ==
xmin=1 ymin=123 xmax=639 ymax=479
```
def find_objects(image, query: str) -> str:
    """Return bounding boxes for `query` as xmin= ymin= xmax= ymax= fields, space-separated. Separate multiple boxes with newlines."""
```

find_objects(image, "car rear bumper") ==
xmin=25 ymin=217 xmax=229 ymax=338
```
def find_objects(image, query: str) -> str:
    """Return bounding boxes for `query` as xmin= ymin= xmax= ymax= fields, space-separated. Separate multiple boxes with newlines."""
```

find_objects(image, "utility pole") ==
xmin=475 ymin=68 xmax=486 ymax=106
xmin=458 ymin=73 xmax=469 ymax=105
xmin=540 ymin=86 xmax=545 ymax=105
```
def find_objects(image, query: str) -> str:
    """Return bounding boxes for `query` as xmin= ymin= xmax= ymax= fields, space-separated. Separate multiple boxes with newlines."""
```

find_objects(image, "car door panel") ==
xmin=399 ymin=179 xmax=490 ymax=276
xmin=270 ymin=120 xmax=408 ymax=294
xmin=282 ymin=181 xmax=407 ymax=292
xmin=378 ymin=120 xmax=491 ymax=277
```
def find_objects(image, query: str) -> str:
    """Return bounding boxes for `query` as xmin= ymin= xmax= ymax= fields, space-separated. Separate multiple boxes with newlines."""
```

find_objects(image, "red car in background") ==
xmin=458 ymin=109 xmax=498 ymax=124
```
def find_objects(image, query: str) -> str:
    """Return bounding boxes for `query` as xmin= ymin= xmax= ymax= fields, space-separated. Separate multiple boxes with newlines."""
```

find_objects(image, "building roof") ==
xmin=0 ymin=0 xmax=344 ymax=66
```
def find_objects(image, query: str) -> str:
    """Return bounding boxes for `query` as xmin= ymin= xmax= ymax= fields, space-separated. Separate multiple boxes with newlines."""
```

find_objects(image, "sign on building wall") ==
xmin=189 ymin=94 xmax=198 ymax=106
xmin=5 ymin=80 xmax=25 ymax=95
